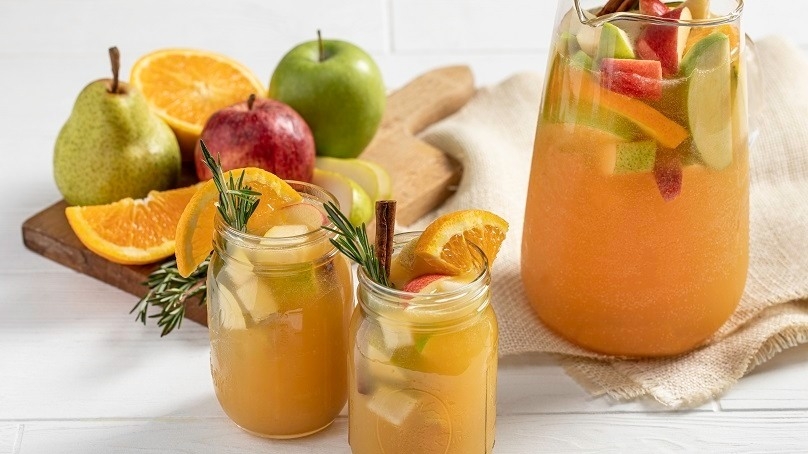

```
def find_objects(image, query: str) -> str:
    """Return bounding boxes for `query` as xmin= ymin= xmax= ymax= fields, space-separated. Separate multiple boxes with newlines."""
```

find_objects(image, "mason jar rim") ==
xmin=214 ymin=180 xmax=338 ymax=248
xmin=357 ymin=231 xmax=492 ymax=322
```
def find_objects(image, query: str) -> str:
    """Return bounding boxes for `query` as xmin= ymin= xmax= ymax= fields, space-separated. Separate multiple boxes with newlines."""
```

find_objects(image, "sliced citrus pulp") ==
xmin=65 ymin=184 xmax=201 ymax=265
xmin=400 ymin=210 xmax=509 ymax=277
xmin=174 ymin=168 xmax=302 ymax=277
xmin=130 ymin=48 xmax=265 ymax=156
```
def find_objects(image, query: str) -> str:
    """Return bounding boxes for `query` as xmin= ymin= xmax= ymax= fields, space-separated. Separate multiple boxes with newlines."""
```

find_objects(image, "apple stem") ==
xmin=108 ymin=46 xmax=120 ymax=94
xmin=374 ymin=200 xmax=396 ymax=279
xmin=247 ymin=93 xmax=256 ymax=110
xmin=317 ymin=29 xmax=325 ymax=62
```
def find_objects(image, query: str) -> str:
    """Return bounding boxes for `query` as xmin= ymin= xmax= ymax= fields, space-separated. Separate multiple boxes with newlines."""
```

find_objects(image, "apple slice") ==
xmin=266 ymin=203 xmax=325 ymax=232
xmin=265 ymin=224 xmax=309 ymax=238
xmin=683 ymin=0 xmax=710 ymax=20
xmin=316 ymin=156 xmax=382 ymax=203
xmin=636 ymin=6 xmax=693 ymax=76
xmin=654 ymin=151 xmax=683 ymax=201
xmin=312 ymin=168 xmax=373 ymax=226
xmin=599 ymin=58 xmax=662 ymax=100
xmin=681 ymin=33 xmax=733 ymax=170
xmin=367 ymin=386 xmax=419 ymax=426
xmin=640 ymin=0 xmax=669 ymax=16
xmin=570 ymin=50 xmax=594 ymax=71
xmin=597 ymin=23 xmax=636 ymax=60
xmin=208 ymin=276 xmax=247 ymax=330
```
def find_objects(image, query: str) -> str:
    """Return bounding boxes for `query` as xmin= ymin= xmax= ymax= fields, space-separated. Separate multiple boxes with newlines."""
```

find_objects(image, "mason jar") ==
xmin=207 ymin=182 xmax=353 ymax=438
xmin=349 ymin=232 xmax=498 ymax=454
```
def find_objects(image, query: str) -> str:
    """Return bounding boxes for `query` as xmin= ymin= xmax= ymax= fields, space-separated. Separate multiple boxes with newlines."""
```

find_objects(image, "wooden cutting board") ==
xmin=21 ymin=65 xmax=475 ymax=327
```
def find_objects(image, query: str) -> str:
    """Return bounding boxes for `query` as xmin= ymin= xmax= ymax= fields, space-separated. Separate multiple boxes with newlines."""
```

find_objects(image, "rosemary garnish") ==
xmin=323 ymin=201 xmax=391 ymax=287
xmin=131 ymin=140 xmax=261 ymax=336
xmin=199 ymin=140 xmax=261 ymax=231
xmin=130 ymin=258 xmax=209 ymax=336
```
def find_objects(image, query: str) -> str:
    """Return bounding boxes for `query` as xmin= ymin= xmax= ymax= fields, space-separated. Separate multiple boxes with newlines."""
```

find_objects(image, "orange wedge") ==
xmin=567 ymin=67 xmax=689 ymax=149
xmin=401 ymin=210 xmax=509 ymax=276
xmin=130 ymin=49 xmax=266 ymax=157
xmin=174 ymin=168 xmax=302 ymax=277
xmin=65 ymin=184 xmax=201 ymax=265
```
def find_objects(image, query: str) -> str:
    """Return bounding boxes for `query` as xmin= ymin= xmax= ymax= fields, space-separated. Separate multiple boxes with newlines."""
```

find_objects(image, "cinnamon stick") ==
xmin=598 ymin=0 xmax=638 ymax=16
xmin=374 ymin=200 xmax=396 ymax=278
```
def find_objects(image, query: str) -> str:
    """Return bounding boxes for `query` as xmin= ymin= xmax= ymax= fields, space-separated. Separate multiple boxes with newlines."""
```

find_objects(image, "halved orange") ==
xmin=401 ymin=210 xmax=509 ymax=276
xmin=65 ymin=184 xmax=201 ymax=265
xmin=130 ymin=48 xmax=266 ymax=157
xmin=174 ymin=168 xmax=302 ymax=277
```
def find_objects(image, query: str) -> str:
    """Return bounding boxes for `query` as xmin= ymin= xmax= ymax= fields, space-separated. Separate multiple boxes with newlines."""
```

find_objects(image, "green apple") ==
xmin=269 ymin=31 xmax=386 ymax=159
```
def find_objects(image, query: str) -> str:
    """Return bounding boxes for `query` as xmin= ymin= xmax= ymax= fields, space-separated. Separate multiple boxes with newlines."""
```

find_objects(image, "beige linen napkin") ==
xmin=409 ymin=35 xmax=808 ymax=408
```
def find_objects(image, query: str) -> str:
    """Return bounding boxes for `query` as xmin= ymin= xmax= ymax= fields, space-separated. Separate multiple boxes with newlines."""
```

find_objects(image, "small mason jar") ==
xmin=207 ymin=182 xmax=353 ymax=439
xmin=348 ymin=232 xmax=498 ymax=454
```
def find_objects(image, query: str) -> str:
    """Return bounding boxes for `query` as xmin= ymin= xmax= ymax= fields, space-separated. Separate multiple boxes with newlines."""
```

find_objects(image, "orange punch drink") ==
xmin=176 ymin=170 xmax=352 ymax=438
xmin=348 ymin=211 xmax=508 ymax=454
xmin=522 ymin=0 xmax=750 ymax=356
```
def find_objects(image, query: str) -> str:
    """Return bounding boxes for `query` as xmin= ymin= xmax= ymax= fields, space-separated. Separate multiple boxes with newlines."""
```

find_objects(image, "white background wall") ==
xmin=1 ymin=0 xmax=806 ymax=199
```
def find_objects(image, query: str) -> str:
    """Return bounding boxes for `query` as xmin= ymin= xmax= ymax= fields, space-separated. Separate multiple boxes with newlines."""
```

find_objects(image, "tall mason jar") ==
xmin=207 ymin=182 xmax=353 ymax=438
xmin=349 ymin=232 xmax=498 ymax=454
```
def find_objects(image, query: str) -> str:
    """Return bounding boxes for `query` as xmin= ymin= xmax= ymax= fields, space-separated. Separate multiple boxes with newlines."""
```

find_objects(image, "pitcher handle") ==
xmin=745 ymin=34 xmax=764 ymax=147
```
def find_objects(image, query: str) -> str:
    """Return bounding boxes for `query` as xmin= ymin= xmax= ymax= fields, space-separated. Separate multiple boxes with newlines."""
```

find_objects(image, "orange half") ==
xmin=130 ymin=48 xmax=266 ymax=156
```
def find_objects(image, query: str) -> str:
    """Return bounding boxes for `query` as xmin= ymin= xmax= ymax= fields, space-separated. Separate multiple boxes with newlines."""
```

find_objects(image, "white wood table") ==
xmin=2 ymin=1 xmax=808 ymax=452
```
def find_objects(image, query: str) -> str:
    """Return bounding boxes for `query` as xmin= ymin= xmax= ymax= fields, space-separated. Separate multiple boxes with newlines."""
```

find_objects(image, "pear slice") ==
xmin=315 ymin=157 xmax=392 ymax=203
xmin=612 ymin=141 xmax=657 ymax=174
xmin=357 ymin=159 xmax=393 ymax=200
xmin=681 ymin=33 xmax=733 ymax=170
xmin=597 ymin=23 xmax=636 ymax=60
xmin=312 ymin=168 xmax=373 ymax=226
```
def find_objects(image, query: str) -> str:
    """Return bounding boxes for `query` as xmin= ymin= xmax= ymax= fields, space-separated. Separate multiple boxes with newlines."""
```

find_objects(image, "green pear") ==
xmin=54 ymin=47 xmax=181 ymax=206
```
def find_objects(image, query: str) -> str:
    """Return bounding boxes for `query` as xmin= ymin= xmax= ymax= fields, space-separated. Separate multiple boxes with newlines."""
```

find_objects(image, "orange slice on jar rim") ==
xmin=399 ymin=209 xmax=509 ymax=277
xmin=174 ymin=168 xmax=302 ymax=277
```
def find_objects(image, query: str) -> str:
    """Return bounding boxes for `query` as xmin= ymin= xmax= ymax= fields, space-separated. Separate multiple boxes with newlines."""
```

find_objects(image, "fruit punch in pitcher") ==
xmin=522 ymin=0 xmax=750 ymax=356
xmin=341 ymin=210 xmax=507 ymax=454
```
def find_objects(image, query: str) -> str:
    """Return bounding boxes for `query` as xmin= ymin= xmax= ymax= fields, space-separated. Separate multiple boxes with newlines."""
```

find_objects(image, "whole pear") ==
xmin=54 ymin=47 xmax=181 ymax=206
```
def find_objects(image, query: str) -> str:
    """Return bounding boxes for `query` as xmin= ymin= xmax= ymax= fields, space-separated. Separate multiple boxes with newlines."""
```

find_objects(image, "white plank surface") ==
xmin=3 ymin=0 xmax=808 ymax=452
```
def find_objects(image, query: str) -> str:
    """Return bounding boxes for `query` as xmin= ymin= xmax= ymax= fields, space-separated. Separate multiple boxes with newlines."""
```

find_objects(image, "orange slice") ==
xmin=567 ymin=67 xmax=689 ymax=149
xmin=402 ymin=210 xmax=509 ymax=276
xmin=130 ymin=49 xmax=266 ymax=157
xmin=174 ymin=168 xmax=302 ymax=277
xmin=65 ymin=184 xmax=201 ymax=265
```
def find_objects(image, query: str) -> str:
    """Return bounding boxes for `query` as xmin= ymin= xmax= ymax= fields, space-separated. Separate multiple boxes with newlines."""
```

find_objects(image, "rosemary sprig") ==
xmin=130 ymin=258 xmax=209 ymax=337
xmin=323 ymin=201 xmax=391 ymax=287
xmin=199 ymin=140 xmax=261 ymax=231
xmin=132 ymin=140 xmax=262 ymax=336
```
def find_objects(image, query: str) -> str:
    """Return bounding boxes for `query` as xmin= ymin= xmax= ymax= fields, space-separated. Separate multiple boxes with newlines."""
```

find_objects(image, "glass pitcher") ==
xmin=522 ymin=0 xmax=756 ymax=356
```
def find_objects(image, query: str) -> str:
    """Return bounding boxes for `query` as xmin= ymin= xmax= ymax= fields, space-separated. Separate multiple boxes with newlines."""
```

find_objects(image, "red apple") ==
xmin=599 ymin=58 xmax=663 ymax=100
xmin=636 ymin=6 xmax=693 ymax=76
xmin=194 ymin=95 xmax=315 ymax=182
xmin=654 ymin=151 xmax=682 ymax=201
xmin=403 ymin=274 xmax=448 ymax=293
xmin=640 ymin=0 xmax=669 ymax=16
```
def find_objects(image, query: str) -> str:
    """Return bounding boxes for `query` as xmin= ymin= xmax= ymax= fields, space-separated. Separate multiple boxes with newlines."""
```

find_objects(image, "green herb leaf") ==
xmin=322 ymin=201 xmax=390 ymax=287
